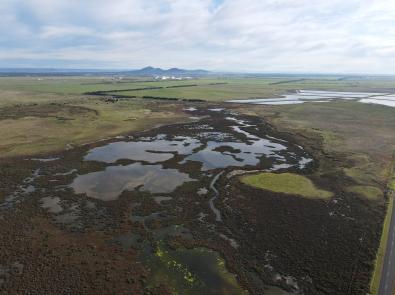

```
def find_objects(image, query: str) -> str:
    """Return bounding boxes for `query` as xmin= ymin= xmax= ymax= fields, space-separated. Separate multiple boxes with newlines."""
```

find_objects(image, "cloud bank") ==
xmin=1 ymin=0 xmax=395 ymax=73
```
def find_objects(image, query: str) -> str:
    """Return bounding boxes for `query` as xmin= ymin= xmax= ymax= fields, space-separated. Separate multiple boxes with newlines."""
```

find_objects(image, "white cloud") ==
xmin=0 ymin=0 xmax=395 ymax=73
xmin=40 ymin=26 xmax=94 ymax=39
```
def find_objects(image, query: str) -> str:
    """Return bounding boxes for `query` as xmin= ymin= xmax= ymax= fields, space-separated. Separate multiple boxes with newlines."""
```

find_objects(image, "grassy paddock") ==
xmin=0 ymin=93 xmax=187 ymax=158
xmin=240 ymin=172 xmax=333 ymax=199
xmin=249 ymin=101 xmax=395 ymax=188
xmin=0 ymin=77 xmax=229 ymax=95
xmin=108 ymin=77 xmax=395 ymax=102
xmin=2 ymin=76 xmax=394 ymax=102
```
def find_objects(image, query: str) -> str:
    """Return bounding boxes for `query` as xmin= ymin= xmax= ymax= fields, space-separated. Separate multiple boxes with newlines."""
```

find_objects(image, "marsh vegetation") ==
xmin=0 ymin=75 xmax=394 ymax=294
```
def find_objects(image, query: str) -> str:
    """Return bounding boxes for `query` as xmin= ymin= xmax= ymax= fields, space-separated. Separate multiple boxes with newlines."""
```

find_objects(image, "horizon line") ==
xmin=0 ymin=67 xmax=395 ymax=77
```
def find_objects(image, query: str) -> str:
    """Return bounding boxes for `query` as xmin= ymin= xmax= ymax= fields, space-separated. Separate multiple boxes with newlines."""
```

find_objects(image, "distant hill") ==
xmin=121 ymin=66 xmax=211 ymax=77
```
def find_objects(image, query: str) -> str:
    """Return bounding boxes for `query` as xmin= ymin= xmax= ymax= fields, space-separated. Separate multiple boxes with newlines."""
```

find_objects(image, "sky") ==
xmin=1 ymin=0 xmax=395 ymax=74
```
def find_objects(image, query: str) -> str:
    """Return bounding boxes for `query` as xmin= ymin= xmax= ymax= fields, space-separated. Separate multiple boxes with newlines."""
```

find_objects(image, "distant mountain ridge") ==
xmin=0 ymin=67 xmax=212 ymax=77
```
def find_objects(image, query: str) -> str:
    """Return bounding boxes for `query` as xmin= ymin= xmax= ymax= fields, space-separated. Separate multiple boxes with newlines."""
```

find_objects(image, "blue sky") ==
xmin=1 ymin=0 xmax=395 ymax=74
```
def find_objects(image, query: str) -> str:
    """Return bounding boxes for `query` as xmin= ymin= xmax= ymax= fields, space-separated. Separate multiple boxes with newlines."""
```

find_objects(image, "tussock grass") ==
xmin=390 ymin=179 xmax=395 ymax=190
xmin=241 ymin=172 xmax=333 ymax=199
xmin=0 ymin=95 xmax=186 ymax=158
xmin=347 ymin=185 xmax=383 ymax=201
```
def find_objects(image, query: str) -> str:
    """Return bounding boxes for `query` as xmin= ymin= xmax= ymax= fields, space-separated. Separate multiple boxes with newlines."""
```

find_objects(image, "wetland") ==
xmin=1 ymin=76 xmax=394 ymax=294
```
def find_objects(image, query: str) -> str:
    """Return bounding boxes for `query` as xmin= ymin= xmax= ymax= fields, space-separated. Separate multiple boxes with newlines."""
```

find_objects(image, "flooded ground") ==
xmin=142 ymin=243 xmax=248 ymax=295
xmin=67 ymin=108 xmax=311 ymax=293
xmin=0 ymin=106 xmax=381 ymax=294
xmin=360 ymin=94 xmax=395 ymax=107
xmin=0 ymin=107 xmax=314 ymax=294
xmin=228 ymin=90 xmax=395 ymax=107
xmin=71 ymin=163 xmax=195 ymax=201
xmin=71 ymin=108 xmax=310 ymax=203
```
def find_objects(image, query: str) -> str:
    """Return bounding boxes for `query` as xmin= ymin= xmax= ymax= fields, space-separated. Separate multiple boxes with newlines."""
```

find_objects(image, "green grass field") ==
xmin=0 ymin=88 xmax=187 ymax=157
xmin=1 ymin=76 xmax=395 ymax=102
xmin=109 ymin=78 xmax=395 ymax=102
xmin=0 ymin=77 xmax=232 ymax=95
xmin=1 ymin=75 xmax=395 ymax=159
xmin=240 ymin=172 xmax=333 ymax=199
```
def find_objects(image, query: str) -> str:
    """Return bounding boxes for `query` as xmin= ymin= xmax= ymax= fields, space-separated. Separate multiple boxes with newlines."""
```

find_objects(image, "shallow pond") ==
xmin=70 ymin=163 xmax=195 ymax=201
xmin=40 ymin=196 xmax=63 ymax=213
xmin=142 ymin=243 xmax=248 ymax=295
xmin=70 ymin=108 xmax=311 ymax=201
xmin=85 ymin=135 xmax=201 ymax=163
xmin=182 ymin=139 xmax=287 ymax=171
xmin=360 ymin=96 xmax=395 ymax=107
xmin=228 ymin=90 xmax=395 ymax=106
